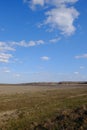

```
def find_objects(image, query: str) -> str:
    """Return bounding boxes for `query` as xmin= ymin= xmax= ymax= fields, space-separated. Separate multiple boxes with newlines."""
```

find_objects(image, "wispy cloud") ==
xmin=0 ymin=41 xmax=15 ymax=52
xmin=75 ymin=54 xmax=87 ymax=59
xmin=80 ymin=66 xmax=85 ymax=69
xmin=31 ymin=0 xmax=44 ymax=9
xmin=2 ymin=67 xmax=11 ymax=73
xmin=0 ymin=53 xmax=12 ymax=63
xmin=74 ymin=71 xmax=79 ymax=75
xmin=25 ymin=0 xmax=78 ymax=8
xmin=49 ymin=37 xmax=61 ymax=43
xmin=24 ymin=0 xmax=79 ymax=36
xmin=14 ymin=74 xmax=21 ymax=78
xmin=4 ymin=70 xmax=11 ymax=73
xmin=41 ymin=56 xmax=50 ymax=61
xmin=0 ymin=40 xmax=44 ymax=50
xmin=0 ymin=41 xmax=15 ymax=63
xmin=0 ymin=40 xmax=45 ymax=63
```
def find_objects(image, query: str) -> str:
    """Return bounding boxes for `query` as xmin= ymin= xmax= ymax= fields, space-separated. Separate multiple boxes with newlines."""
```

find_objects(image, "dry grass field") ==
xmin=0 ymin=83 xmax=87 ymax=129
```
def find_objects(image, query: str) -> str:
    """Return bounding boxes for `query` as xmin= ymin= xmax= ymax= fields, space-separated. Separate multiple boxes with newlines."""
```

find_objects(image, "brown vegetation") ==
xmin=0 ymin=83 xmax=87 ymax=129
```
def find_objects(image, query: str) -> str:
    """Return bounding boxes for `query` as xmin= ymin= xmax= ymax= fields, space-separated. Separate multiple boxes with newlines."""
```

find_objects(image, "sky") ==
xmin=0 ymin=0 xmax=87 ymax=83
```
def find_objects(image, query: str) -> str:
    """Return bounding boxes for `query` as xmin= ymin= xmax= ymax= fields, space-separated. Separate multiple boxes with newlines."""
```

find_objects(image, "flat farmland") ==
xmin=0 ymin=83 xmax=87 ymax=130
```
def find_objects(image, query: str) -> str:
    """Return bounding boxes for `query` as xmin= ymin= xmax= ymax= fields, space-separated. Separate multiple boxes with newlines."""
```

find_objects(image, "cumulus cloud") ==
xmin=24 ymin=0 xmax=79 ymax=36
xmin=75 ymin=54 xmax=87 ymax=59
xmin=41 ymin=56 xmax=50 ymax=61
xmin=45 ymin=7 xmax=79 ymax=35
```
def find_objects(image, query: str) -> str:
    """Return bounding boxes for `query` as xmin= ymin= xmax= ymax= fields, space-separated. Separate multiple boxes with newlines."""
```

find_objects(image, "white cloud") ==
xmin=32 ymin=0 xmax=44 ymax=6
xmin=36 ymin=40 xmax=44 ymax=45
xmin=24 ymin=0 xmax=79 ymax=36
xmin=14 ymin=74 xmax=21 ymax=78
xmin=0 ymin=39 xmax=45 ymax=63
xmin=28 ymin=40 xmax=44 ymax=46
xmin=4 ymin=70 xmax=11 ymax=73
xmin=0 ymin=67 xmax=11 ymax=73
xmin=80 ymin=66 xmax=85 ymax=69
xmin=13 ymin=40 xmax=37 ymax=47
xmin=0 ymin=40 xmax=44 ymax=49
xmin=0 ymin=42 xmax=15 ymax=63
xmin=49 ymin=37 xmax=61 ymax=43
xmin=25 ymin=0 xmax=45 ymax=10
xmin=45 ymin=7 xmax=79 ymax=35
xmin=74 ymin=71 xmax=79 ymax=75
xmin=47 ymin=0 xmax=78 ymax=6
xmin=28 ymin=41 xmax=36 ymax=46
xmin=41 ymin=56 xmax=50 ymax=61
xmin=0 ymin=53 xmax=12 ymax=63
xmin=11 ymin=40 xmax=44 ymax=47
xmin=3 ymin=68 xmax=11 ymax=73
xmin=25 ymin=0 xmax=78 ymax=7
xmin=75 ymin=54 xmax=87 ymax=59
xmin=0 ymin=41 xmax=15 ymax=52
xmin=0 ymin=40 xmax=44 ymax=65
xmin=0 ymin=46 xmax=15 ymax=51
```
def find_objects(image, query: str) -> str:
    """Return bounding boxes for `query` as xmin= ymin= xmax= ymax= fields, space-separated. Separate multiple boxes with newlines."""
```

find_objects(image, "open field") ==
xmin=0 ymin=83 xmax=87 ymax=129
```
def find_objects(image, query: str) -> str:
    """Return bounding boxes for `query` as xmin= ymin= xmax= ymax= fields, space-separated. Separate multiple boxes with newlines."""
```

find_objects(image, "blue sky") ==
xmin=0 ymin=0 xmax=87 ymax=83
